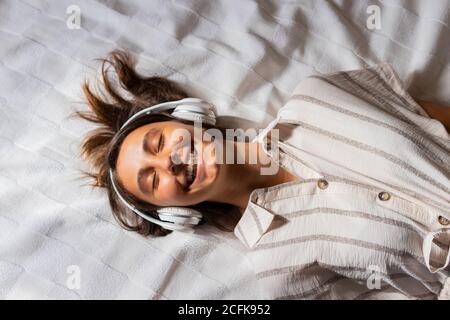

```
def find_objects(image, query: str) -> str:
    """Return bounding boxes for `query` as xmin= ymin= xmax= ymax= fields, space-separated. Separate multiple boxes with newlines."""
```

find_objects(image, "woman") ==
xmin=78 ymin=50 xmax=450 ymax=299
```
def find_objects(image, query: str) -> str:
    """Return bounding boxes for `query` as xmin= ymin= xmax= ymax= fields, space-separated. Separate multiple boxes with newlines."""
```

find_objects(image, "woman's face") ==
xmin=115 ymin=120 xmax=220 ymax=207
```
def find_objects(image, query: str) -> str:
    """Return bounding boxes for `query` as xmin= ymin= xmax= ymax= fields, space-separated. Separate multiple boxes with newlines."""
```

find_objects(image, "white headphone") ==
xmin=109 ymin=97 xmax=217 ymax=231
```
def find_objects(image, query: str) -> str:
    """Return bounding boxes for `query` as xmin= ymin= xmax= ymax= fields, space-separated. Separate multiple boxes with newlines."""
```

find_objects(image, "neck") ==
xmin=210 ymin=138 xmax=297 ymax=213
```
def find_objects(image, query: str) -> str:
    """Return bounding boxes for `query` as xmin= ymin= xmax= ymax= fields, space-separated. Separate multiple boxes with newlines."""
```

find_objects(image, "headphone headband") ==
xmin=120 ymin=98 xmax=216 ymax=129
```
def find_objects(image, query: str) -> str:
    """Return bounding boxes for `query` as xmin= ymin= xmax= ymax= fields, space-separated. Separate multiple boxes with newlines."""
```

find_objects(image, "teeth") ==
xmin=186 ymin=150 xmax=197 ymax=187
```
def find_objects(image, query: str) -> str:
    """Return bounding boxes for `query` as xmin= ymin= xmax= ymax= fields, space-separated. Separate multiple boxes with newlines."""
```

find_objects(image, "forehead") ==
xmin=120 ymin=122 xmax=158 ymax=156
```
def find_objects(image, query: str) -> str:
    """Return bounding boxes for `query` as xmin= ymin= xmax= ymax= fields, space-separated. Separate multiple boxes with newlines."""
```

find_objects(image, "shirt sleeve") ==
xmin=312 ymin=62 xmax=450 ymax=141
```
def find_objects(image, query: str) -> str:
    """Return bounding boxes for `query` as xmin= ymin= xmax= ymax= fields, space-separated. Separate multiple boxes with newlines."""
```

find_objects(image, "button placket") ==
xmin=375 ymin=191 xmax=438 ymax=228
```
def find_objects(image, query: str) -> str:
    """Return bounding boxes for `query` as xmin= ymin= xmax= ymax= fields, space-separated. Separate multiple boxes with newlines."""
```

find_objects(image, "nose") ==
xmin=150 ymin=151 xmax=185 ymax=176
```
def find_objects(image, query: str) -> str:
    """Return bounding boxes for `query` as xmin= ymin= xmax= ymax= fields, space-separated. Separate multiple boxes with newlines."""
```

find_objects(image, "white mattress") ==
xmin=0 ymin=0 xmax=449 ymax=299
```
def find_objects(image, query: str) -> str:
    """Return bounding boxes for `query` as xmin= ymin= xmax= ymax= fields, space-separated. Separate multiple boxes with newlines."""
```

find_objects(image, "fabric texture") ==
xmin=234 ymin=63 xmax=450 ymax=299
xmin=1 ymin=0 xmax=450 ymax=299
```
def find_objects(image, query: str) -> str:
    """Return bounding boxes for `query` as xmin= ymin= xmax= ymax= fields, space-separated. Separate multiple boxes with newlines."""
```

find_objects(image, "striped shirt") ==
xmin=234 ymin=63 xmax=450 ymax=300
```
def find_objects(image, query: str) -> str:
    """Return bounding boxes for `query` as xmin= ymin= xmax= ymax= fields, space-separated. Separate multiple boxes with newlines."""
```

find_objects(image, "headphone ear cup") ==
xmin=178 ymin=97 xmax=204 ymax=104
xmin=157 ymin=206 xmax=203 ymax=218
xmin=172 ymin=104 xmax=216 ymax=126
xmin=157 ymin=207 xmax=203 ymax=226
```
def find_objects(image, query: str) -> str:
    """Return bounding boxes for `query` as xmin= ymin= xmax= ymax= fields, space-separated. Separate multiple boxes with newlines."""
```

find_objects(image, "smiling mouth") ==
xmin=185 ymin=141 xmax=198 ymax=189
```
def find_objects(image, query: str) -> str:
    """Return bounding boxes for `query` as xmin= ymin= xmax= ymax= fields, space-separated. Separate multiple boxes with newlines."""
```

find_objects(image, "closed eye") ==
xmin=158 ymin=132 xmax=165 ymax=153
xmin=137 ymin=167 xmax=154 ymax=195
xmin=152 ymin=170 xmax=159 ymax=191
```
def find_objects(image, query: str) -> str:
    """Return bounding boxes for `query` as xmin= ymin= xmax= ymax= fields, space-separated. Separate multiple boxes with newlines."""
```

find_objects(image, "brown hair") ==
xmin=75 ymin=49 xmax=240 ymax=238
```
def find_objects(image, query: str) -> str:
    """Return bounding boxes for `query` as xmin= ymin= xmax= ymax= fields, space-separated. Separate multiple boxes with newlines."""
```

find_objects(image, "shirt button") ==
xmin=317 ymin=179 xmax=329 ymax=190
xmin=378 ymin=191 xmax=391 ymax=201
xmin=438 ymin=216 xmax=450 ymax=226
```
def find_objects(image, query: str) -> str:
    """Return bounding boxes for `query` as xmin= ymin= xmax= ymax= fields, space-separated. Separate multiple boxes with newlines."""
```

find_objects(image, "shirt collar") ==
xmin=232 ymin=115 xmax=284 ymax=248
xmin=252 ymin=115 xmax=280 ymax=144
xmin=233 ymin=118 xmax=281 ymax=249
xmin=233 ymin=187 xmax=276 ymax=249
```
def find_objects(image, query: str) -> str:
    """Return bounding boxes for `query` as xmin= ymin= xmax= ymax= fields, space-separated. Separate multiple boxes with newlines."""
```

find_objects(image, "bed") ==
xmin=0 ymin=0 xmax=449 ymax=299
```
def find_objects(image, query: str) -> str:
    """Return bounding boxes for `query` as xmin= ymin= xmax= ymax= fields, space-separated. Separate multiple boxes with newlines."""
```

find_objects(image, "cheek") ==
xmin=154 ymin=175 xmax=207 ymax=207
xmin=156 ymin=176 xmax=185 ymax=204
xmin=201 ymin=141 xmax=219 ymax=177
xmin=205 ymin=162 xmax=219 ymax=179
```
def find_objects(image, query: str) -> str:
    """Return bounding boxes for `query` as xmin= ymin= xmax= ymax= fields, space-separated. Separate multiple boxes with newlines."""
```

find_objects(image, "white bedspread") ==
xmin=1 ymin=0 xmax=449 ymax=299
